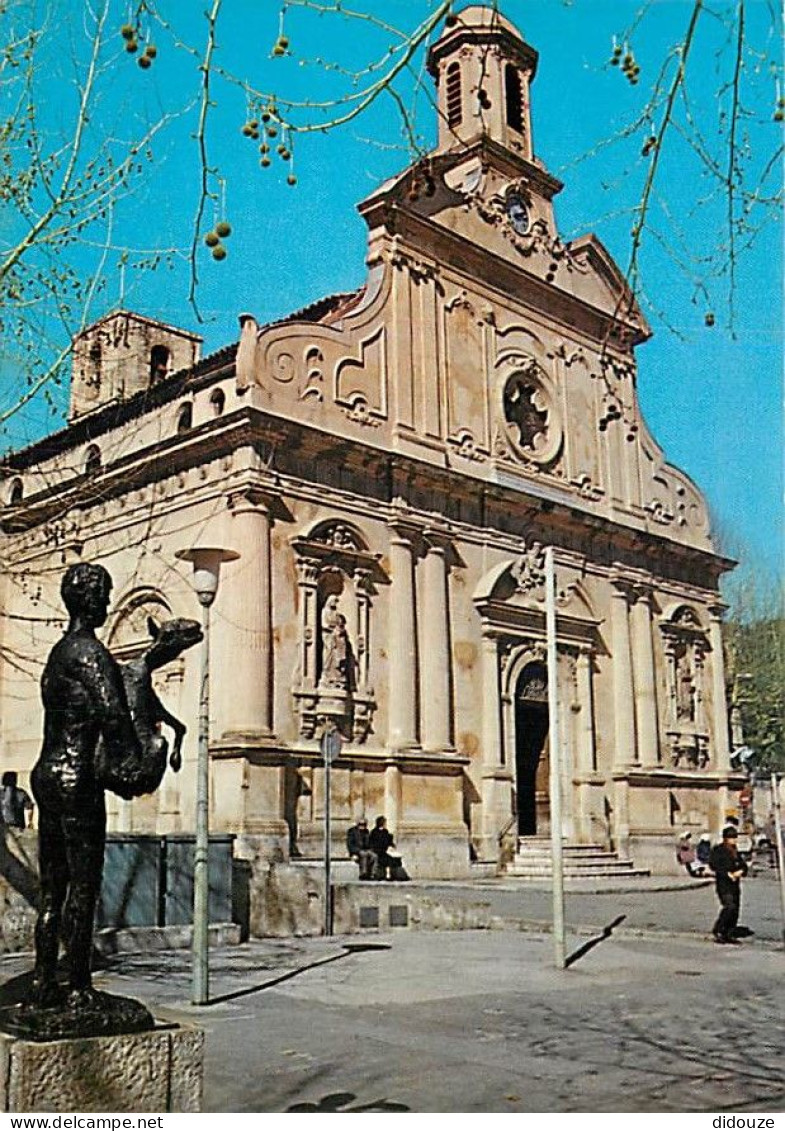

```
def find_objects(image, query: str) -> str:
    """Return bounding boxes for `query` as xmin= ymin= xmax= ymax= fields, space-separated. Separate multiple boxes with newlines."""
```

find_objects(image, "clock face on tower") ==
xmin=506 ymin=193 xmax=530 ymax=236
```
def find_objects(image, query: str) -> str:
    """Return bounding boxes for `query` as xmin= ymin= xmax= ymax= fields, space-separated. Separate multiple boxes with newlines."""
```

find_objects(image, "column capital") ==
xmin=295 ymin=556 xmax=321 ymax=586
xmin=227 ymin=487 xmax=274 ymax=516
xmin=422 ymin=527 xmax=451 ymax=555
xmin=388 ymin=518 xmax=418 ymax=545
xmin=631 ymin=581 xmax=655 ymax=605
xmin=609 ymin=570 xmax=636 ymax=601
xmin=353 ymin=565 xmax=373 ymax=594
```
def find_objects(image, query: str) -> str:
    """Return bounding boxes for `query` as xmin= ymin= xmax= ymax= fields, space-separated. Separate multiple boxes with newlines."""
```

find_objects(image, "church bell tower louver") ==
xmin=427 ymin=5 xmax=538 ymax=160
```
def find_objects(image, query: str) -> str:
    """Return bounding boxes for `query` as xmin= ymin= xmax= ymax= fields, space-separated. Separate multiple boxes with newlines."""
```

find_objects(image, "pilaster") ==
xmin=575 ymin=644 xmax=596 ymax=774
xmin=387 ymin=525 xmax=419 ymax=750
xmin=216 ymin=489 xmax=274 ymax=739
xmin=631 ymin=584 xmax=660 ymax=767
xmin=420 ymin=531 xmax=453 ymax=752
xmin=708 ymin=604 xmax=731 ymax=770
xmin=610 ymin=575 xmax=637 ymax=767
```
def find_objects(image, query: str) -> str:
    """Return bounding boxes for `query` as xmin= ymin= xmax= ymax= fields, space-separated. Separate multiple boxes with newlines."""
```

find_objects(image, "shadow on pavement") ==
xmin=565 ymin=914 xmax=627 ymax=968
xmin=207 ymin=942 xmax=391 ymax=1006
xmin=287 ymin=1090 xmax=410 ymax=1113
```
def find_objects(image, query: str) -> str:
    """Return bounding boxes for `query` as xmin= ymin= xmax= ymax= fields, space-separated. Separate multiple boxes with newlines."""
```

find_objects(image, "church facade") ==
xmin=0 ymin=6 xmax=741 ymax=882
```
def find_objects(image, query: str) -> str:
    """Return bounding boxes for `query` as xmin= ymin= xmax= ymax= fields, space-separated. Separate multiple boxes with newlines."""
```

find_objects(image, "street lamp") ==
xmin=176 ymin=545 xmax=239 ymax=1005
xmin=544 ymin=546 xmax=566 ymax=970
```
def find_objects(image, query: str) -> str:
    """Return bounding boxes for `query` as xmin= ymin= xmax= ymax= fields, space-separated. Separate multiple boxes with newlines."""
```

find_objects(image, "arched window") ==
xmin=176 ymin=402 xmax=193 ymax=433
xmin=446 ymin=62 xmax=462 ymax=128
xmin=209 ymin=388 xmax=225 ymax=417
xmin=150 ymin=344 xmax=170 ymax=384
xmin=85 ymin=445 xmax=101 ymax=476
xmin=8 ymin=478 xmax=23 ymax=505
xmin=505 ymin=64 xmax=524 ymax=133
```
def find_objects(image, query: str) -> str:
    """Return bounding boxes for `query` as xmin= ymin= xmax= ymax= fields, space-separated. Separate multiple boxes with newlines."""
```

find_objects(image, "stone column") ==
xmin=708 ymin=604 xmax=731 ymax=770
xmin=420 ymin=533 xmax=452 ymax=752
xmin=384 ymin=762 xmax=402 ymax=834
xmin=297 ymin=558 xmax=320 ymax=691
xmin=353 ymin=568 xmax=372 ymax=692
xmin=610 ymin=578 xmax=637 ymax=767
xmin=388 ymin=528 xmax=418 ymax=749
xmin=575 ymin=645 xmax=596 ymax=774
xmin=613 ymin=775 xmax=631 ymax=857
xmin=631 ymin=585 xmax=660 ymax=767
xmin=481 ymin=635 xmax=503 ymax=770
xmin=219 ymin=489 xmax=273 ymax=739
xmin=480 ymin=633 xmax=510 ymax=858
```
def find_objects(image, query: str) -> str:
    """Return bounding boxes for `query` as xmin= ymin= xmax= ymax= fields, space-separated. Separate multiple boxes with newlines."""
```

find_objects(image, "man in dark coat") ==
xmin=369 ymin=815 xmax=395 ymax=880
xmin=346 ymin=818 xmax=374 ymax=879
xmin=708 ymin=826 xmax=748 ymax=944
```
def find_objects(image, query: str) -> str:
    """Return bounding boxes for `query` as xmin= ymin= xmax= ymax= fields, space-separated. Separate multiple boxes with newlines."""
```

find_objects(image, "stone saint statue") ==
xmin=320 ymin=596 xmax=354 ymax=690
xmin=677 ymin=658 xmax=695 ymax=723
xmin=5 ymin=563 xmax=188 ymax=1040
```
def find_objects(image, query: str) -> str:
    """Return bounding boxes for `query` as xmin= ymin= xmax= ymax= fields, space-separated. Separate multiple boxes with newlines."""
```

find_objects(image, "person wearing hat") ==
xmin=346 ymin=817 xmax=374 ymax=880
xmin=708 ymin=826 xmax=748 ymax=944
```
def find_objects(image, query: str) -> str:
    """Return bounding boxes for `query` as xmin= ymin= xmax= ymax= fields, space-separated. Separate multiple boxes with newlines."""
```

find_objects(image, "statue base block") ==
xmin=0 ymin=1023 xmax=203 ymax=1112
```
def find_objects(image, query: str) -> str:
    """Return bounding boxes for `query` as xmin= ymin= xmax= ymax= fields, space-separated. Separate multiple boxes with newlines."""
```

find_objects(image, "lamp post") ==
xmin=545 ymin=546 xmax=566 ymax=970
xmin=176 ymin=545 xmax=239 ymax=1005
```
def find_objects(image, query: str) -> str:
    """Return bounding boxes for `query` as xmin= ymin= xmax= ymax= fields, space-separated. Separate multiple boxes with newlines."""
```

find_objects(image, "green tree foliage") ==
xmin=724 ymin=576 xmax=785 ymax=772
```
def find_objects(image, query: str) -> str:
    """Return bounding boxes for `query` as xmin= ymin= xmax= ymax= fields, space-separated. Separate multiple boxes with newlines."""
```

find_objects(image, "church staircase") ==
xmin=506 ymin=837 xmax=650 ymax=880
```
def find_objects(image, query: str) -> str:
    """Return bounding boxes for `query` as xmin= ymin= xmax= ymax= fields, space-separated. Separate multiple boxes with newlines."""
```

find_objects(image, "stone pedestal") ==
xmin=0 ymin=1023 xmax=203 ymax=1112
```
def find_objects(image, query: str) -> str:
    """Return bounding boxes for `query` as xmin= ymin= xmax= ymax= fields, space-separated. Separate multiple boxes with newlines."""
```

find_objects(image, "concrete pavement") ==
xmin=391 ymin=870 xmax=784 ymax=944
xmin=0 ymin=874 xmax=781 ymax=1113
xmin=96 ymin=930 xmax=785 ymax=1112
xmin=2 ymin=924 xmax=782 ymax=1112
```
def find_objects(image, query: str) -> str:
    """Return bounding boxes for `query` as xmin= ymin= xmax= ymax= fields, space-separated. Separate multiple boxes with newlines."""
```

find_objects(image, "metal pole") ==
xmin=324 ymin=740 xmax=332 ymax=937
xmin=770 ymin=774 xmax=785 ymax=950
xmin=192 ymin=601 xmax=210 ymax=1005
xmin=545 ymin=547 xmax=566 ymax=970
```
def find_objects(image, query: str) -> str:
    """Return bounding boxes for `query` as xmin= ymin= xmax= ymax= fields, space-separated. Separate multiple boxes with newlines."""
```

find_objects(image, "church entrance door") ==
xmin=514 ymin=662 xmax=550 ymax=836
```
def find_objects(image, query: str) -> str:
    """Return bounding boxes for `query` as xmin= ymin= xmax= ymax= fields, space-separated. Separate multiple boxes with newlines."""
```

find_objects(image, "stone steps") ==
xmin=506 ymin=838 xmax=650 ymax=880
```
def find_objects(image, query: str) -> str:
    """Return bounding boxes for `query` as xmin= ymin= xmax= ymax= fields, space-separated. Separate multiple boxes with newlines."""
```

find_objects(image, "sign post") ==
xmin=320 ymin=724 xmax=342 ymax=936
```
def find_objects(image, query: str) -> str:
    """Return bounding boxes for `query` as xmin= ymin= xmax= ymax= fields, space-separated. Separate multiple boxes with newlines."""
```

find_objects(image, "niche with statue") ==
xmin=290 ymin=520 xmax=381 ymax=743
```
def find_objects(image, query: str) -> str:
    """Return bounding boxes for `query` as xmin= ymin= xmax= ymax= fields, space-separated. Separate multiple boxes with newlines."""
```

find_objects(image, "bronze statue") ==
xmin=95 ymin=615 xmax=202 ymax=796
xmin=4 ymin=564 xmax=199 ymax=1040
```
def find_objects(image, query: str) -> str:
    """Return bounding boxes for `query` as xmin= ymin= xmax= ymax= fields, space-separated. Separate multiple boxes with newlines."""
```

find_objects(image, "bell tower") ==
xmin=427 ymin=5 xmax=538 ymax=159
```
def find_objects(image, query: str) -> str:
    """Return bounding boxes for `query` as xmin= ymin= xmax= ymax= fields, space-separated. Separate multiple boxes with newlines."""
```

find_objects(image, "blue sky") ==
xmin=4 ymin=0 xmax=783 ymax=579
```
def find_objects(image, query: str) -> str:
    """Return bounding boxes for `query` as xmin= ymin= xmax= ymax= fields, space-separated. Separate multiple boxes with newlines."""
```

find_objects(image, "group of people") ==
xmin=677 ymin=825 xmax=751 ymax=945
xmin=346 ymin=815 xmax=409 ymax=882
xmin=675 ymin=830 xmax=712 ymax=876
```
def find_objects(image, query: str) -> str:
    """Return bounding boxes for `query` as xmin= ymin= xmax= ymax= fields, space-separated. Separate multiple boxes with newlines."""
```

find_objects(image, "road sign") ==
xmin=320 ymin=726 xmax=342 ymax=764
